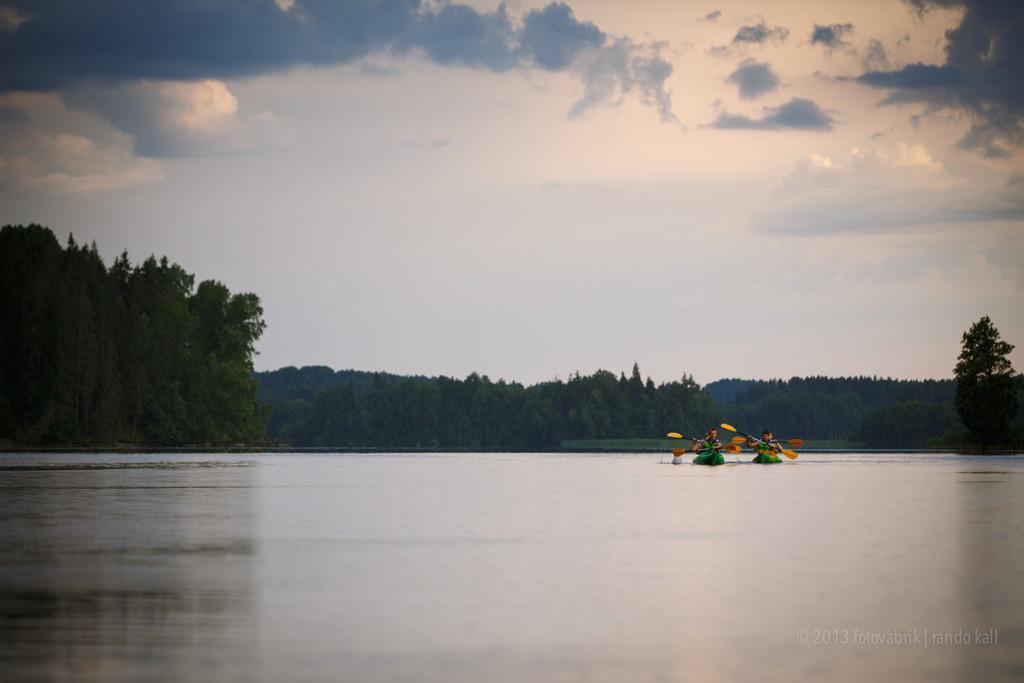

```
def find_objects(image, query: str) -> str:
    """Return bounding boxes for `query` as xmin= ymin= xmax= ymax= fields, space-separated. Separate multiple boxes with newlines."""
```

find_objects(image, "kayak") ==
xmin=692 ymin=448 xmax=725 ymax=466
xmin=752 ymin=452 xmax=782 ymax=464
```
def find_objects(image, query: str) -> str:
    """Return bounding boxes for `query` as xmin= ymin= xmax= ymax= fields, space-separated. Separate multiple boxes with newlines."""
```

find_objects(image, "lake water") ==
xmin=1 ymin=451 xmax=1022 ymax=682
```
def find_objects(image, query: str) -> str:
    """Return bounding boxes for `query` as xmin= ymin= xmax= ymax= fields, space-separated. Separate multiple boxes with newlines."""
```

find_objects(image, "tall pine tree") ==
xmin=954 ymin=316 xmax=1017 ymax=450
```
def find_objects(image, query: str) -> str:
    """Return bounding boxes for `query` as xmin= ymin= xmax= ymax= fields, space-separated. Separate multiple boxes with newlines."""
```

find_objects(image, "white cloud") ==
xmin=0 ymin=130 xmax=163 ymax=194
xmin=893 ymin=141 xmax=942 ymax=172
xmin=761 ymin=143 xmax=1021 ymax=234
xmin=62 ymin=80 xmax=290 ymax=157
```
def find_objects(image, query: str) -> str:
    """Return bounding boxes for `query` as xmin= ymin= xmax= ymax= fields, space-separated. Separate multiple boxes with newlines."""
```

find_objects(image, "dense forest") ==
xmin=258 ymin=364 xmax=716 ymax=449
xmin=0 ymin=225 xmax=266 ymax=445
xmin=3 ymin=223 xmax=1019 ymax=450
xmin=257 ymin=367 xmax=1021 ymax=449
xmin=706 ymin=377 xmax=964 ymax=447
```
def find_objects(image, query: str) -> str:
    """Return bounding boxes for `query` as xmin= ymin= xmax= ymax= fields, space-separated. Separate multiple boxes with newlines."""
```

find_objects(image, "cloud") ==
xmin=700 ymin=10 xmax=721 ymax=22
xmin=568 ymin=39 xmax=676 ymax=123
xmin=711 ymin=97 xmax=834 ymax=131
xmin=0 ymin=1 xmax=677 ymax=146
xmin=62 ymin=80 xmax=289 ymax=157
xmin=710 ymin=18 xmax=789 ymax=57
xmin=732 ymin=20 xmax=790 ymax=45
xmin=861 ymin=39 xmax=891 ymax=71
xmin=0 ymin=4 xmax=27 ymax=30
xmin=810 ymin=23 xmax=854 ymax=50
xmin=0 ymin=129 xmax=163 ymax=193
xmin=727 ymin=59 xmax=780 ymax=99
xmin=519 ymin=2 xmax=605 ymax=70
xmin=0 ymin=104 xmax=27 ymax=122
xmin=759 ymin=145 xmax=1024 ymax=235
xmin=893 ymin=141 xmax=943 ymax=171
xmin=857 ymin=0 xmax=1024 ymax=157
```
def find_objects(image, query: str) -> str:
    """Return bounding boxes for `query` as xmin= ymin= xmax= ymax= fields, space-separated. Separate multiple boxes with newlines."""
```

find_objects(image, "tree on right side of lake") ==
xmin=954 ymin=316 xmax=1018 ymax=450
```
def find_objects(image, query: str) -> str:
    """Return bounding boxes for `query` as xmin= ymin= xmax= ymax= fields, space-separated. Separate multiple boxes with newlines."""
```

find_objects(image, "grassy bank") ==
xmin=561 ymin=438 xmax=867 ymax=451
xmin=560 ymin=438 xmax=680 ymax=451
xmin=803 ymin=439 xmax=865 ymax=449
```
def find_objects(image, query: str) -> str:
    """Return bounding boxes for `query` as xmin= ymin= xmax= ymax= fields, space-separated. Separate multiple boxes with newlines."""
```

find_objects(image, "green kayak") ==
xmin=752 ymin=443 xmax=783 ymax=463
xmin=692 ymin=448 xmax=725 ymax=466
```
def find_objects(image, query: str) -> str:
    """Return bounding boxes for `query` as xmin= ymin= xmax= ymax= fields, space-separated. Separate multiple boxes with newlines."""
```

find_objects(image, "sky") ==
xmin=1 ymin=0 xmax=1022 ymax=385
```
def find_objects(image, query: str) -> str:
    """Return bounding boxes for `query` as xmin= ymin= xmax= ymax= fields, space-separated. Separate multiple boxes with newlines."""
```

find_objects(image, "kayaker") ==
xmin=691 ymin=428 xmax=725 ymax=466
xmin=749 ymin=430 xmax=783 ymax=464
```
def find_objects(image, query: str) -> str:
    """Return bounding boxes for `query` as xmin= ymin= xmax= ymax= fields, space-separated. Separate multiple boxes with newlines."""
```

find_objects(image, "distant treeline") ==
xmin=706 ymin=377 xmax=965 ymax=448
xmin=0 ymin=225 xmax=266 ymax=445
xmin=260 ymin=364 xmax=716 ymax=449
xmin=257 ymin=367 xmax=1021 ymax=449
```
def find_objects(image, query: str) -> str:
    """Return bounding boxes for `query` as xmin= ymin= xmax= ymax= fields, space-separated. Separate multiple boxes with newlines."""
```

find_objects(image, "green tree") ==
xmin=954 ymin=316 xmax=1017 ymax=449
xmin=0 ymin=224 xmax=266 ymax=446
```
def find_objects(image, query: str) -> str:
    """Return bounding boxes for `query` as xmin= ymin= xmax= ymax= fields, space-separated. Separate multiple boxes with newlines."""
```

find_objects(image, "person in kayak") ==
xmin=749 ymin=430 xmax=783 ymax=464
xmin=691 ymin=428 xmax=725 ymax=466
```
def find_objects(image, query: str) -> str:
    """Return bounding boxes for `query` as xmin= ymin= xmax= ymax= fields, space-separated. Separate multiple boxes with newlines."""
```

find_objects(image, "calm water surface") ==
xmin=1 ymin=451 xmax=1022 ymax=682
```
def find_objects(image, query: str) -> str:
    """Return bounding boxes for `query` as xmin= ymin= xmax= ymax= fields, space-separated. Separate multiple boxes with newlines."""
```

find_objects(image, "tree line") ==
xmin=2 ymin=224 xmax=1019 ymax=449
xmin=0 ymin=224 xmax=266 ymax=445
xmin=705 ymin=376 xmax=964 ymax=447
xmin=258 ymin=366 xmax=1021 ymax=449
xmin=260 ymin=364 xmax=717 ymax=449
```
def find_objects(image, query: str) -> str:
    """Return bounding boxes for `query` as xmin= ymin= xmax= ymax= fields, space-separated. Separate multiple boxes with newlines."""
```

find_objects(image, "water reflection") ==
xmin=0 ymin=458 xmax=258 ymax=680
xmin=956 ymin=466 xmax=1024 ymax=680
xmin=2 ymin=452 xmax=1023 ymax=682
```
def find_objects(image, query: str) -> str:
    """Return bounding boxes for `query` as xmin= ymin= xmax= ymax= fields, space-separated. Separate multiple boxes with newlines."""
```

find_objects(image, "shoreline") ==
xmin=2 ymin=446 xmax=1022 ymax=455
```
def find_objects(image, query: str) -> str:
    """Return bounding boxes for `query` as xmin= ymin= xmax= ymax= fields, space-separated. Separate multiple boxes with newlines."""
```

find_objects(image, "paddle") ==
xmin=721 ymin=423 xmax=798 ymax=459
xmin=671 ymin=432 xmax=741 ymax=451
xmin=670 ymin=432 xmax=739 ymax=459
xmin=666 ymin=432 xmax=699 ymax=441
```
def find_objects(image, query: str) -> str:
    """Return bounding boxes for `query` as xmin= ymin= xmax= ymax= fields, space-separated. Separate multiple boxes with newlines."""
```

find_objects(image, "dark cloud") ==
xmin=810 ymin=23 xmax=854 ymax=50
xmin=0 ymin=1 xmax=601 ymax=89
xmin=903 ymin=0 xmax=961 ymax=11
xmin=732 ymin=20 xmax=789 ymax=45
xmin=727 ymin=59 xmax=780 ymax=99
xmin=701 ymin=10 xmax=722 ymax=22
xmin=858 ymin=0 xmax=1024 ymax=157
xmin=711 ymin=97 xmax=834 ymax=131
xmin=407 ymin=2 xmax=519 ymax=70
xmin=0 ymin=1 xmax=676 ymax=153
xmin=709 ymin=18 xmax=788 ymax=57
xmin=519 ymin=2 xmax=605 ymax=70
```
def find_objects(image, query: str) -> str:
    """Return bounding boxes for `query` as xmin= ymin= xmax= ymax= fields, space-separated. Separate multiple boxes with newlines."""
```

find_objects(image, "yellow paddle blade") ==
xmin=667 ymin=432 xmax=683 ymax=439
xmin=724 ymin=444 xmax=742 ymax=454
xmin=720 ymin=423 xmax=737 ymax=432
xmin=781 ymin=449 xmax=799 ymax=459
xmin=672 ymin=448 xmax=685 ymax=456
xmin=731 ymin=435 xmax=746 ymax=445
xmin=787 ymin=439 xmax=804 ymax=448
